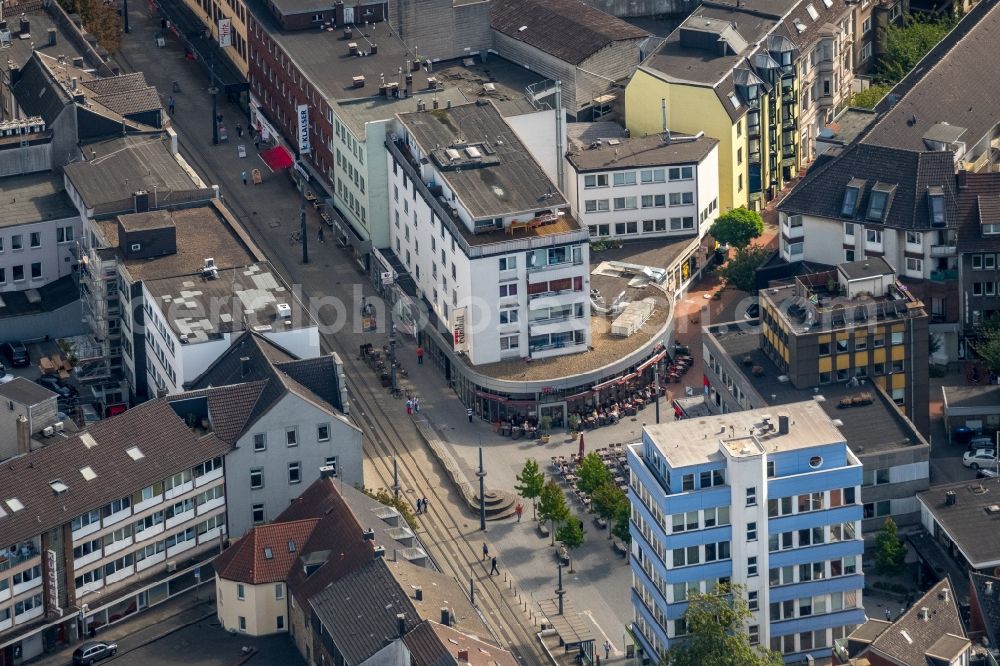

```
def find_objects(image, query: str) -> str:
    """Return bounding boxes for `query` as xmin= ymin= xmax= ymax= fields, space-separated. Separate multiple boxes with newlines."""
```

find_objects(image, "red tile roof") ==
xmin=214 ymin=518 xmax=319 ymax=585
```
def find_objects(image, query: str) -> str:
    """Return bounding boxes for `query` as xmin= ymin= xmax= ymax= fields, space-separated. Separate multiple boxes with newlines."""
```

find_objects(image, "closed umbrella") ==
xmin=578 ymin=432 xmax=585 ymax=461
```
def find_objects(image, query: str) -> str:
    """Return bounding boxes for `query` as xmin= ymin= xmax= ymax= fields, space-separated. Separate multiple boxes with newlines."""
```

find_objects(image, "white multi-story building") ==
xmin=385 ymin=100 xmax=592 ymax=365
xmin=565 ymin=131 xmax=720 ymax=240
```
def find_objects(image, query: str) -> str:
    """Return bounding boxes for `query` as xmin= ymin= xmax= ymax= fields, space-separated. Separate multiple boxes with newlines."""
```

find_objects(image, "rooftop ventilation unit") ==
xmin=276 ymin=303 xmax=292 ymax=319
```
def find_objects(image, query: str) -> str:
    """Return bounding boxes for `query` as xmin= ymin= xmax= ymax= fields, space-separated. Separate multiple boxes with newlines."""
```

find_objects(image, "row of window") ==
xmin=583 ymin=167 xmax=694 ymax=190
xmin=818 ymin=331 xmax=903 ymax=355
xmin=769 ymin=590 xmax=859 ymax=622
xmin=972 ymin=282 xmax=1000 ymax=297
xmin=768 ymin=521 xmax=858 ymax=552
xmin=972 ymin=254 xmax=1000 ymax=270
xmin=669 ymin=506 xmax=731 ymax=533
xmin=767 ymin=487 xmax=857 ymax=517
xmin=250 ymin=457 xmax=337 ymax=490
xmin=769 ymin=555 xmax=858 ymax=587
xmin=589 ymin=218 xmax=696 ymax=238
xmin=584 ymin=192 xmax=694 ymax=214
xmin=252 ymin=424 xmax=330 ymax=451
xmin=0 ymin=229 xmax=73 ymax=253
xmin=0 ymin=263 xmax=43 ymax=285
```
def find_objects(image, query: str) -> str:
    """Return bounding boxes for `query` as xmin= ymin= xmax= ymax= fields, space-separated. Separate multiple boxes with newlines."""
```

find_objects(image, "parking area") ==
xmin=108 ymin=621 xmax=304 ymax=666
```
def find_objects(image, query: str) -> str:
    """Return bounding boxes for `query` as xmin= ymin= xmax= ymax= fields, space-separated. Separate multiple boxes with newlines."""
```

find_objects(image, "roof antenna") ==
xmin=661 ymin=98 xmax=671 ymax=144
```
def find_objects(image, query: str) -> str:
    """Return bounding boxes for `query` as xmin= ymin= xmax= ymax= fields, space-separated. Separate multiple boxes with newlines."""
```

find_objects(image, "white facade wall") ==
xmin=571 ymin=147 xmax=720 ymax=240
xmin=506 ymin=109 xmax=565 ymax=188
xmin=0 ymin=216 xmax=81 ymax=292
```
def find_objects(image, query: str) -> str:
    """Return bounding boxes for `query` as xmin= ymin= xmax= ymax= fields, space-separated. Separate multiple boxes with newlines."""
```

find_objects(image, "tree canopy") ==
xmin=661 ymin=584 xmax=783 ymax=666
xmin=556 ymin=515 xmax=585 ymax=572
xmin=538 ymin=480 xmax=570 ymax=545
xmin=514 ymin=459 xmax=546 ymax=519
xmin=875 ymin=14 xmax=957 ymax=85
xmin=576 ymin=452 xmax=613 ymax=495
xmin=849 ymin=84 xmax=893 ymax=110
xmin=612 ymin=501 xmax=631 ymax=544
xmin=58 ymin=0 xmax=122 ymax=53
xmin=874 ymin=517 xmax=906 ymax=575
xmin=975 ymin=314 xmax=1000 ymax=374
xmin=709 ymin=208 xmax=764 ymax=250
xmin=719 ymin=245 xmax=772 ymax=293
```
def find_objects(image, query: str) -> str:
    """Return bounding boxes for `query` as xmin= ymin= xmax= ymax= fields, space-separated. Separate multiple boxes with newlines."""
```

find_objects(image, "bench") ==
xmin=537 ymin=522 xmax=549 ymax=538
xmin=594 ymin=516 xmax=608 ymax=529
xmin=612 ymin=540 xmax=628 ymax=557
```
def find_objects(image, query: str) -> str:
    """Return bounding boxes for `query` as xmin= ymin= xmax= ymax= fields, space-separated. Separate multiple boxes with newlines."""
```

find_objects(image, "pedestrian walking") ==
xmin=489 ymin=556 xmax=499 ymax=576
xmin=253 ymin=135 xmax=260 ymax=150
xmin=482 ymin=543 xmax=489 ymax=560
xmin=318 ymin=226 xmax=325 ymax=242
xmin=167 ymin=95 xmax=175 ymax=115
xmin=467 ymin=407 xmax=474 ymax=423
xmin=236 ymin=121 xmax=243 ymax=137
xmin=603 ymin=639 xmax=611 ymax=660
xmin=413 ymin=397 xmax=420 ymax=412
xmin=416 ymin=345 xmax=425 ymax=365
xmin=241 ymin=170 xmax=248 ymax=185
xmin=515 ymin=503 xmax=523 ymax=522
xmin=884 ymin=607 xmax=891 ymax=621
xmin=406 ymin=399 xmax=413 ymax=415
xmin=415 ymin=499 xmax=422 ymax=514
xmin=422 ymin=497 xmax=428 ymax=512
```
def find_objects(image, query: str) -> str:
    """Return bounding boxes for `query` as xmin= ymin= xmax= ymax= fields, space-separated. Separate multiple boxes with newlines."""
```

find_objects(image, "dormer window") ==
xmin=927 ymin=186 xmax=946 ymax=226
xmin=867 ymin=182 xmax=895 ymax=222
xmin=841 ymin=179 xmax=864 ymax=217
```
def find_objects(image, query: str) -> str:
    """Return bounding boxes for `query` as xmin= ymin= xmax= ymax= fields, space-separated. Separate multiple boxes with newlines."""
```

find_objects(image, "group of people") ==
xmin=415 ymin=496 xmax=430 ymax=514
xmin=405 ymin=395 xmax=421 ymax=415
xmin=571 ymin=386 xmax=663 ymax=430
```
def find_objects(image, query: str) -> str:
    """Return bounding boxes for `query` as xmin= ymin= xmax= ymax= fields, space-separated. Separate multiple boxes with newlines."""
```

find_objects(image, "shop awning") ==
xmin=637 ymin=351 xmax=667 ymax=373
xmin=617 ymin=372 xmax=638 ymax=385
xmin=260 ymin=145 xmax=294 ymax=171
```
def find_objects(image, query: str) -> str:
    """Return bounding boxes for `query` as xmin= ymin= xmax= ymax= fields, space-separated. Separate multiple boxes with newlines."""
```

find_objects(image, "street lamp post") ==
xmin=299 ymin=187 xmax=309 ymax=264
xmin=208 ymin=56 xmax=219 ymax=146
xmin=477 ymin=447 xmax=486 ymax=531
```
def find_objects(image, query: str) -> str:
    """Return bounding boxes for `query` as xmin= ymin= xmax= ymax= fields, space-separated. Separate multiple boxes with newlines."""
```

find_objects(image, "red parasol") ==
xmin=578 ymin=432 xmax=585 ymax=461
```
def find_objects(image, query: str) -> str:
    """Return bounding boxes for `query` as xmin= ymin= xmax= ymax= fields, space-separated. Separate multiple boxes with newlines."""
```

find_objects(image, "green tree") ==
xmin=592 ymin=481 xmax=627 ymax=539
xmin=538 ymin=480 xmax=570 ymax=545
xmin=576 ymin=452 xmax=613 ymax=495
xmin=874 ymin=517 xmax=906 ymax=575
xmin=661 ymin=584 xmax=783 ymax=666
xmin=849 ymin=84 xmax=893 ymax=109
xmin=514 ymin=459 xmax=545 ymax=520
xmin=362 ymin=487 xmax=417 ymax=530
xmin=719 ymin=245 xmax=772 ymax=293
xmin=556 ymin=515 xmax=585 ymax=572
xmin=975 ymin=314 xmax=1000 ymax=374
xmin=876 ymin=14 xmax=956 ymax=85
xmin=612 ymin=501 xmax=632 ymax=544
xmin=58 ymin=0 xmax=122 ymax=53
xmin=709 ymin=208 xmax=764 ymax=251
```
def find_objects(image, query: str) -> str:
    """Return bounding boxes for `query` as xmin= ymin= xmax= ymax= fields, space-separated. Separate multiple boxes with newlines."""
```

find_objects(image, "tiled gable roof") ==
xmin=404 ymin=621 xmax=518 ymax=666
xmin=867 ymin=577 xmax=968 ymax=665
xmin=777 ymin=143 xmax=957 ymax=230
xmin=956 ymin=172 xmax=1000 ymax=252
xmin=213 ymin=518 xmax=319 ymax=584
xmin=490 ymin=0 xmax=648 ymax=65
xmin=169 ymin=381 xmax=267 ymax=445
xmin=971 ymin=572 xmax=1000 ymax=650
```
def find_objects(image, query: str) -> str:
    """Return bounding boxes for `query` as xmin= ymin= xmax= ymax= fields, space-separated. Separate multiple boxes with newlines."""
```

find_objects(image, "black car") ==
xmin=0 ymin=341 xmax=29 ymax=367
xmin=35 ymin=375 xmax=77 ymax=399
xmin=72 ymin=641 xmax=118 ymax=665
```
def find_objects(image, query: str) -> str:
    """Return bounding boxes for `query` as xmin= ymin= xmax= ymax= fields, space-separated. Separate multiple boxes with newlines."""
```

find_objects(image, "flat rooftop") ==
xmin=0 ymin=172 xmax=78 ymax=228
xmin=144 ymin=261 xmax=311 ymax=343
xmin=95 ymin=204 xmax=259 ymax=282
xmin=942 ymin=385 xmax=1000 ymax=411
xmin=398 ymin=101 xmax=569 ymax=220
xmin=644 ymin=400 xmax=847 ymax=468
xmin=706 ymin=322 xmax=926 ymax=455
xmin=1 ymin=8 xmax=87 ymax=71
xmin=567 ymin=133 xmax=718 ymax=171
xmin=918 ymin=479 xmax=1000 ymax=568
xmin=818 ymin=108 xmax=878 ymax=147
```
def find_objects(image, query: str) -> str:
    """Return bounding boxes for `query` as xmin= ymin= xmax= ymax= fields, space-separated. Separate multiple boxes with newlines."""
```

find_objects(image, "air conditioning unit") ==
xmin=179 ymin=334 xmax=189 ymax=344
xmin=276 ymin=303 xmax=292 ymax=319
xmin=42 ymin=426 xmax=55 ymax=437
xmin=166 ymin=561 xmax=177 ymax=572
xmin=53 ymin=421 xmax=64 ymax=432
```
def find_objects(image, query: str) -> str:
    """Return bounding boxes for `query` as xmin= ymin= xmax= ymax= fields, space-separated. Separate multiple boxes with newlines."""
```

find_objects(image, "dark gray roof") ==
xmin=12 ymin=53 xmax=71 ymax=125
xmin=778 ymin=143 xmax=958 ymax=230
xmin=970 ymin=572 xmax=1000 ymax=650
xmin=65 ymin=135 xmax=206 ymax=213
xmin=943 ymin=385 xmax=1000 ymax=411
xmin=0 ymin=172 xmax=78 ymax=228
xmin=918 ymin=481 xmax=1000 ymax=568
xmin=397 ymin=101 xmax=568 ymax=218
xmin=956 ymin=172 xmax=1000 ymax=253
xmin=490 ymin=0 xmax=648 ymax=66
xmin=0 ymin=378 xmax=58 ymax=405
xmin=565 ymin=122 xmax=627 ymax=151
xmin=865 ymin=578 xmax=968 ymax=665
xmin=403 ymin=621 xmax=518 ymax=666
xmin=838 ymin=257 xmax=895 ymax=281
xmin=862 ymin=0 xmax=1000 ymax=154
xmin=566 ymin=134 xmax=718 ymax=171
xmin=0 ymin=399 xmax=230 ymax=545
xmin=310 ymin=559 xmax=422 ymax=665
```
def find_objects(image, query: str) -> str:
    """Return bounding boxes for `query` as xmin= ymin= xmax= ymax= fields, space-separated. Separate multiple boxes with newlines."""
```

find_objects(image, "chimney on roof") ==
xmin=239 ymin=356 xmax=250 ymax=379
xmin=987 ymin=580 xmax=994 ymax=595
xmin=778 ymin=414 xmax=789 ymax=435
xmin=946 ymin=490 xmax=957 ymax=506
xmin=919 ymin=607 xmax=930 ymax=621
xmin=16 ymin=415 xmax=30 ymax=455
xmin=133 ymin=190 xmax=149 ymax=213
xmin=440 ymin=607 xmax=451 ymax=626
xmin=457 ymin=649 xmax=470 ymax=662
xmin=413 ymin=586 xmax=423 ymax=601
xmin=362 ymin=528 xmax=375 ymax=541
xmin=70 ymin=76 xmax=77 ymax=91
xmin=395 ymin=613 xmax=406 ymax=637
xmin=957 ymin=170 xmax=969 ymax=189
xmin=941 ymin=588 xmax=950 ymax=603
xmin=373 ymin=545 xmax=386 ymax=559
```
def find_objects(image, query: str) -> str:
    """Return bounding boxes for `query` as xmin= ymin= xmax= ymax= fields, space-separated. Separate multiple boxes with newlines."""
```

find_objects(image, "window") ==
xmin=668 ymin=166 xmax=693 ymax=181
xmin=315 ymin=423 xmax=331 ymax=443
xmin=766 ymin=461 xmax=775 ymax=477
xmin=29 ymin=232 xmax=40 ymax=248
xmin=584 ymin=174 xmax=608 ymax=188
xmin=746 ymin=486 xmax=757 ymax=506
xmin=861 ymin=41 xmax=872 ymax=61
xmin=681 ymin=474 xmax=695 ymax=491
xmin=11 ymin=234 xmax=22 ymax=250
xmin=818 ymin=341 xmax=831 ymax=356
xmin=613 ymin=196 xmax=637 ymax=210
xmin=584 ymin=199 xmax=610 ymax=213
xmin=72 ymin=509 xmax=101 ymax=532
xmin=747 ymin=521 xmax=758 ymax=541
xmin=641 ymin=169 xmax=665 ymax=183
xmin=699 ymin=469 xmax=725 ymax=488
xmin=973 ymin=254 xmax=984 ymax=269
xmin=703 ymin=506 xmax=729 ymax=527
xmin=748 ymin=590 xmax=759 ymax=611
xmin=862 ymin=16 xmax=871 ymax=32
xmin=499 ymin=308 xmax=519 ymax=324
xmin=253 ymin=433 xmax=266 ymax=451
xmin=867 ymin=185 xmax=893 ymax=221
xmin=704 ymin=541 xmax=730 ymax=562
xmin=499 ymin=283 xmax=518 ymax=298
xmin=841 ymin=186 xmax=860 ymax=217
xmin=252 ymin=504 xmax=265 ymax=524
xmin=906 ymin=257 xmax=923 ymax=273
xmin=641 ymin=194 xmax=666 ymax=208
xmin=12 ymin=265 xmax=23 ymax=282
xmin=285 ymin=427 xmax=298 ymax=447
xmin=748 ymin=556 xmax=758 ymax=577
xmin=288 ymin=462 xmax=301 ymax=484
xmin=500 ymin=335 xmax=519 ymax=351
xmin=867 ymin=228 xmax=882 ymax=244
xmin=277 ymin=615 xmax=285 ymax=630
xmin=250 ymin=468 xmax=264 ymax=489
xmin=238 ymin=616 xmax=247 ymax=632
xmin=499 ymin=256 xmax=517 ymax=271
xmin=57 ymin=226 xmax=74 ymax=243
xmin=668 ymin=192 xmax=694 ymax=206
xmin=275 ymin=583 xmax=285 ymax=599
xmin=906 ymin=231 xmax=922 ymax=245
xmin=613 ymin=172 xmax=637 ymax=186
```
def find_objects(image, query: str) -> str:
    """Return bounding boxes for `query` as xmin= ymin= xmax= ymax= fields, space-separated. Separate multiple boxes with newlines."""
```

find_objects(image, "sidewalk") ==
xmin=29 ymin=589 xmax=215 ymax=666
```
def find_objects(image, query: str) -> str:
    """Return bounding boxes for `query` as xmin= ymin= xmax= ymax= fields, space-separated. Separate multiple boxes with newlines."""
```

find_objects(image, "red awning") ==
xmin=260 ymin=145 xmax=294 ymax=171
xmin=637 ymin=351 xmax=667 ymax=373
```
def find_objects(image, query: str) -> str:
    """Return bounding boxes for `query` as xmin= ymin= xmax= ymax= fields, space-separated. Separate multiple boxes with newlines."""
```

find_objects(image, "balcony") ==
xmin=930 ymin=244 xmax=957 ymax=258
xmin=0 ymin=542 xmax=40 ymax=573
xmin=930 ymin=269 xmax=958 ymax=282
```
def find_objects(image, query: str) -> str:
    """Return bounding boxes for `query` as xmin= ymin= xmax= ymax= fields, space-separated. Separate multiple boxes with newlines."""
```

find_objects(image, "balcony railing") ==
xmin=930 ymin=244 xmax=957 ymax=258
xmin=530 ymin=338 xmax=586 ymax=353
xmin=0 ymin=545 xmax=40 ymax=573
xmin=528 ymin=287 xmax=585 ymax=301
xmin=527 ymin=258 xmax=585 ymax=273
xmin=931 ymin=269 xmax=958 ymax=282
xmin=529 ymin=312 xmax=586 ymax=327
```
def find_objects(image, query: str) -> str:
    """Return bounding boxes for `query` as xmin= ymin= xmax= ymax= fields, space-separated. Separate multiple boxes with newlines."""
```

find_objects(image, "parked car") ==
xmin=0 ymin=341 xmax=29 ymax=368
xmin=977 ymin=466 xmax=998 ymax=479
xmin=35 ymin=375 xmax=77 ymax=399
xmin=963 ymin=448 xmax=998 ymax=470
xmin=969 ymin=436 xmax=996 ymax=451
xmin=72 ymin=641 xmax=118 ymax=665
xmin=744 ymin=302 xmax=760 ymax=320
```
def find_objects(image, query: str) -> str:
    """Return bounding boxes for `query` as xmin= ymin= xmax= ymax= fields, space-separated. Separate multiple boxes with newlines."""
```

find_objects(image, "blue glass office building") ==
xmin=628 ymin=401 xmax=866 ymax=663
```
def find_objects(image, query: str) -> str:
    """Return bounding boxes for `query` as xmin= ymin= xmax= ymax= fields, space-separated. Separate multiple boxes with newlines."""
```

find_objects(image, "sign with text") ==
xmin=297 ymin=104 xmax=311 ymax=154
xmin=452 ymin=307 xmax=468 ymax=353
xmin=217 ymin=18 xmax=232 ymax=48
xmin=45 ymin=549 xmax=59 ymax=612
